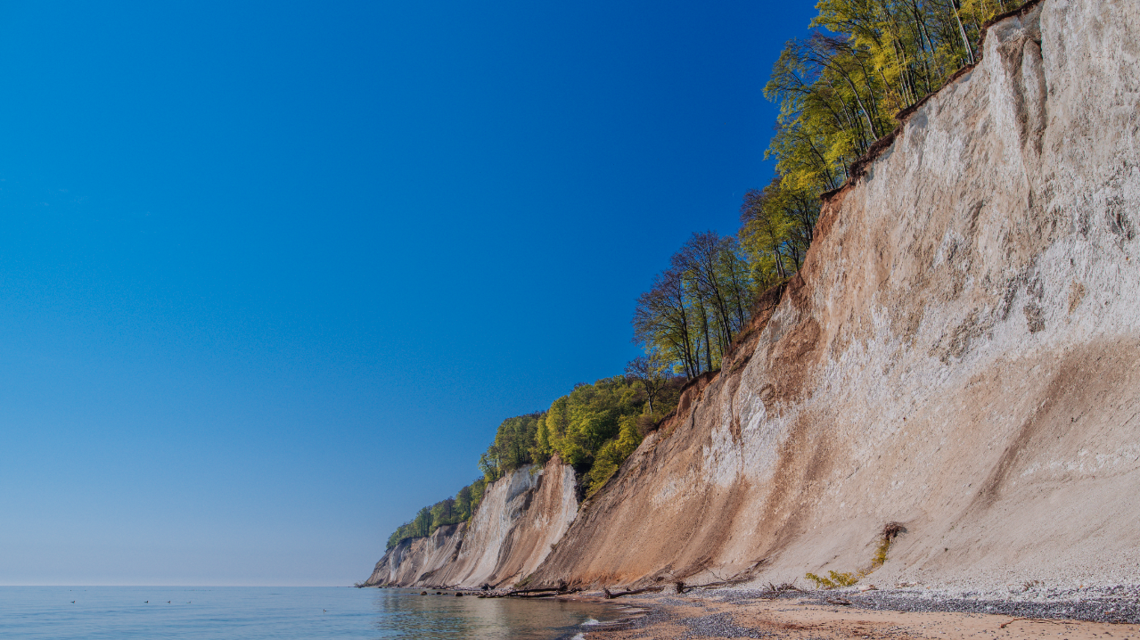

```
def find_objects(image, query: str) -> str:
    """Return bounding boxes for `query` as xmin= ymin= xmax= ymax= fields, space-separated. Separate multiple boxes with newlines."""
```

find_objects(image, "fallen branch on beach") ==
xmin=509 ymin=586 xmax=565 ymax=595
xmin=998 ymin=617 xmax=1078 ymax=629
xmin=519 ymin=588 xmax=580 ymax=598
xmin=603 ymin=586 xmax=666 ymax=599
xmin=674 ymin=578 xmax=752 ymax=594
xmin=758 ymin=582 xmax=804 ymax=599
xmin=477 ymin=582 xmax=581 ymax=599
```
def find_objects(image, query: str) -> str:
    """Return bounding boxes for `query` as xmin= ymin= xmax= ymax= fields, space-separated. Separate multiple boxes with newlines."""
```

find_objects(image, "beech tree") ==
xmin=633 ymin=232 xmax=754 ymax=378
xmin=386 ymin=478 xmax=488 ymax=550
xmin=739 ymin=180 xmax=820 ymax=289
xmin=767 ymin=0 xmax=1026 ymax=202
xmin=625 ymin=353 xmax=671 ymax=414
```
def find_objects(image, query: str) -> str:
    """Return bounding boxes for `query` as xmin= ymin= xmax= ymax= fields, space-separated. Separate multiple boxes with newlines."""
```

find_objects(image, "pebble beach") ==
xmin=576 ymin=584 xmax=1140 ymax=639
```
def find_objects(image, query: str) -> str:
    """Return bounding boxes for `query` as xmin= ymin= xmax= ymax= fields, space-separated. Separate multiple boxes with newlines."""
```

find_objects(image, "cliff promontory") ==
xmin=367 ymin=456 xmax=578 ymax=588
xmin=368 ymin=0 xmax=1139 ymax=592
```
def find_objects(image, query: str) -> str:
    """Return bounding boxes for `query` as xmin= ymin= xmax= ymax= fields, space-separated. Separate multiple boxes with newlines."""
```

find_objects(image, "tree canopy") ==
xmin=764 ymin=0 xmax=1024 ymax=207
xmin=384 ymin=374 xmax=682 ymax=550
xmin=385 ymin=476 xmax=488 ymax=550
xmin=633 ymin=231 xmax=756 ymax=378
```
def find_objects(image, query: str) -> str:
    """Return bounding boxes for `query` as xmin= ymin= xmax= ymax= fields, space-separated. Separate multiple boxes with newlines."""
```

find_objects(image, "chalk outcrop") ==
xmin=368 ymin=0 xmax=1140 ymax=591
xmin=366 ymin=455 xmax=578 ymax=588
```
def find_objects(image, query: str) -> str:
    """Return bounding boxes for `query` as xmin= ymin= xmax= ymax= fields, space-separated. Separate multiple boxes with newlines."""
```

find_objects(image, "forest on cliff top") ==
xmin=384 ymin=0 xmax=1027 ymax=552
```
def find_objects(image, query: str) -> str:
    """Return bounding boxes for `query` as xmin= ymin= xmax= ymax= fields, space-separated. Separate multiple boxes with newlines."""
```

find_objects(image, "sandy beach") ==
xmin=579 ymin=586 xmax=1140 ymax=640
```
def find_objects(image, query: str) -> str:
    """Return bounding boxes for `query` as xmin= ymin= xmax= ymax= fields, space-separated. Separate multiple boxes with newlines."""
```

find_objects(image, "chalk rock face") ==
xmin=529 ymin=0 xmax=1140 ymax=590
xmin=365 ymin=456 xmax=578 ymax=587
xmin=365 ymin=522 xmax=465 ymax=587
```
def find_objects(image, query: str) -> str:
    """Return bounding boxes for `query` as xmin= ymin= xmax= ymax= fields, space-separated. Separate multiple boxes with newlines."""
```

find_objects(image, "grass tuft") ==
xmin=805 ymin=571 xmax=859 ymax=589
xmin=805 ymin=522 xmax=908 ymax=589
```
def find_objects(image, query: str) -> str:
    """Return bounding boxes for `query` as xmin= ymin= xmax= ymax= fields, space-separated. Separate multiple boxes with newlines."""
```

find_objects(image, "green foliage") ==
xmin=584 ymin=414 xmax=643 ymax=496
xmin=625 ymin=351 xmax=675 ymax=414
xmin=766 ymin=0 xmax=1026 ymax=209
xmin=633 ymin=232 xmax=756 ymax=379
xmin=534 ymin=376 xmax=648 ymax=468
xmin=739 ymin=180 xmax=818 ymax=291
xmin=385 ymin=0 xmax=1015 ymax=556
xmin=737 ymin=0 xmax=1028 ymax=312
xmin=805 ymin=570 xmax=859 ymax=589
xmin=479 ymin=413 xmax=544 ymax=483
xmin=385 ymin=476 xmax=487 ymax=550
xmin=469 ymin=477 xmax=486 ymax=510
xmin=801 ymin=525 xmax=901 ymax=587
xmin=430 ymin=498 xmax=456 ymax=530
xmin=383 ymin=377 xmax=677 ymax=551
xmin=454 ymin=485 xmax=473 ymax=519
xmin=871 ymin=536 xmax=891 ymax=569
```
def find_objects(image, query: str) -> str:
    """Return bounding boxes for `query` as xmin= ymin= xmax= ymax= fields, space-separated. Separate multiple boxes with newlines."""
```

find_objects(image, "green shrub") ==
xmin=805 ymin=570 xmax=859 ymax=589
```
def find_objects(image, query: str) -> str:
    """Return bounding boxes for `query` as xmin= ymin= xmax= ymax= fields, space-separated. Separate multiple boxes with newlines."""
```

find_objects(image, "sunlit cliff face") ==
xmin=368 ymin=457 xmax=579 ymax=588
xmin=371 ymin=0 xmax=1140 ymax=592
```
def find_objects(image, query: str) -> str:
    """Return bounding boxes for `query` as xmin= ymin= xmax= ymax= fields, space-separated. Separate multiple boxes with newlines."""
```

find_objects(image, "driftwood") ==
xmin=510 ymin=586 xmax=565 ymax=595
xmin=673 ymin=560 xmax=765 ymax=594
xmin=758 ymin=582 xmax=804 ymax=599
xmin=674 ymin=578 xmax=752 ymax=594
xmin=603 ymin=586 xmax=665 ymax=599
xmin=477 ymin=583 xmax=580 ymax=599
xmin=999 ymin=617 xmax=1077 ymax=629
xmin=509 ymin=589 xmax=580 ymax=598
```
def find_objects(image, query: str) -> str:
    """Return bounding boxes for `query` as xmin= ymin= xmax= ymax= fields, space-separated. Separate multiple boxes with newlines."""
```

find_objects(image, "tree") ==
xmin=455 ymin=485 xmax=473 ymax=521
xmin=739 ymin=179 xmax=820 ymax=289
xmin=413 ymin=506 xmax=432 ymax=537
xmin=430 ymin=498 xmax=457 ymax=530
xmin=469 ymin=478 xmax=486 ymax=513
xmin=633 ymin=232 xmax=754 ymax=378
xmin=634 ymin=267 xmax=700 ymax=378
xmin=478 ymin=450 xmax=501 ymax=483
xmin=625 ymin=353 xmax=671 ymax=414
xmin=385 ymin=0 xmax=1029 ymax=556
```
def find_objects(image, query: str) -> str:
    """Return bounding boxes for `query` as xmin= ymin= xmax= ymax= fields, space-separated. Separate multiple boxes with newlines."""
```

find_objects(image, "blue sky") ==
xmin=0 ymin=0 xmax=817 ymax=586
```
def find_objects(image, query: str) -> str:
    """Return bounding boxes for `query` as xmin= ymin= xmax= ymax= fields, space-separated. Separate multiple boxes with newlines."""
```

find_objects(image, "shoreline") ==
xmin=570 ymin=584 xmax=1140 ymax=639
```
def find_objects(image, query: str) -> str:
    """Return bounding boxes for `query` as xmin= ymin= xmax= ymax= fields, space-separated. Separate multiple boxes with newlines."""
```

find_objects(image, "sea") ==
xmin=0 ymin=586 xmax=624 ymax=639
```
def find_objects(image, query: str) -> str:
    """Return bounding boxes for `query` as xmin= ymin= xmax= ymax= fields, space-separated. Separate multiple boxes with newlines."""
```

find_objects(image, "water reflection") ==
xmin=0 ymin=586 xmax=618 ymax=640
xmin=370 ymin=589 xmax=617 ymax=639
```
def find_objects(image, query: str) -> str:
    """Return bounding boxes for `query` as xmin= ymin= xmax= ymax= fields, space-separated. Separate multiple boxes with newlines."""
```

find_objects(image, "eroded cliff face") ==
xmin=366 ymin=521 xmax=466 ymax=587
xmin=369 ymin=0 xmax=1140 ymax=591
xmin=366 ymin=455 xmax=578 ymax=588
xmin=529 ymin=0 xmax=1140 ymax=590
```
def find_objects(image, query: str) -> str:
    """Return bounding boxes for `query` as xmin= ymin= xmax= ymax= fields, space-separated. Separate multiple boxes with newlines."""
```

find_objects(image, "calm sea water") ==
xmin=0 ymin=587 xmax=622 ymax=639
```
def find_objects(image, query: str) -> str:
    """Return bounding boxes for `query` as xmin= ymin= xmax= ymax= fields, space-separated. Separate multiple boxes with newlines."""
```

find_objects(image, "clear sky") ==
xmin=0 ymin=0 xmax=817 ymax=586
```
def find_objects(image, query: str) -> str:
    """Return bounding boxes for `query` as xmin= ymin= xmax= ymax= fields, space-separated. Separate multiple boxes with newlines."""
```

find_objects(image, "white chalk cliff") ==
xmin=370 ymin=0 xmax=1140 ymax=591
